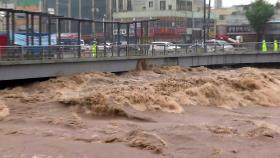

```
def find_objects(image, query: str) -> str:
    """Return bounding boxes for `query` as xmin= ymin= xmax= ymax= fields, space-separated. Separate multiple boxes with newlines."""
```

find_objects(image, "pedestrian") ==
xmin=262 ymin=40 xmax=267 ymax=53
xmin=91 ymin=42 xmax=97 ymax=58
xmin=273 ymin=40 xmax=278 ymax=52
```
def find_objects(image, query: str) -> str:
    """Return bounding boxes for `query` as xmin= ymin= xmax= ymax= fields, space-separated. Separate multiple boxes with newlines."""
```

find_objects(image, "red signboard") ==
xmin=0 ymin=34 xmax=8 ymax=58
xmin=61 ymin=33 xmax=79 ymax=39
xmin=150 ymin=27 xmax=186 ymax=38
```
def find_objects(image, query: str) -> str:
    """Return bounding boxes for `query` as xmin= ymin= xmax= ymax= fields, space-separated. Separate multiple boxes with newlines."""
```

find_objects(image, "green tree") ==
xmin=246 ymin=0 xmax=274 ymax=42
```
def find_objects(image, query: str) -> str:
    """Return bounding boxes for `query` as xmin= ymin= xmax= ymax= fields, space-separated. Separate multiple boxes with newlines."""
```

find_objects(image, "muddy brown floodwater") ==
xmin=1 ymin=66 xmax=280 ymax=158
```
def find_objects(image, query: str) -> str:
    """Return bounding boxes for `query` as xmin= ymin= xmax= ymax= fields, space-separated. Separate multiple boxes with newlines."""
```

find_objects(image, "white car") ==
xmin=189 ymin=43 xmax=215 ymax=53
xmin=97 ymin=42 xmax=113 ymax=51
xmin=206 ymin=39 xmax=234 ymax=52
xmin=149 ymin=42 xmax=181 ymax=52
xmin=80 ymin=40 xmax=91 ymax=51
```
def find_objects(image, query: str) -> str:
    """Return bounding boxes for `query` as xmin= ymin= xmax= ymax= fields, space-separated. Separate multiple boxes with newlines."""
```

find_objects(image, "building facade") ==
xmin=42 ymin=0 xmax=111 ymax=36
xmin=0 ymin=0 xmax=112 ymax=42
xmin=113 ymin=0 xmax=209 ymax=43
xmin=214 ymin=0 xmax=222 ymax=9
xmin=213 ymin=5 xmax=256 ymax=42
xmin=266 ymin=1 xmax=280 ymax=41
xmin=214 ymin=4 xmax=280 ymax=42
xmin=0 ymin=1 xmax=15 ymax=32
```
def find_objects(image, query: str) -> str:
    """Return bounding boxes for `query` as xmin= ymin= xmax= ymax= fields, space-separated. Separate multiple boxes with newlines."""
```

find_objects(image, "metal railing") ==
xmin=0 ymin=42 xmax=277 ymax=62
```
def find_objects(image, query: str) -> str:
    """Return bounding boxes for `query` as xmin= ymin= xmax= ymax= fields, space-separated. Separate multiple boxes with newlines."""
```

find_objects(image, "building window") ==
xmin=113 ymin=0 xmax=117 ymax=12
xmin=127 ymin=0 xmax=132 ymax=11
xmin=160 ymin=1 xmax=166 ymax=10
xmin=168 ymin=5 xmax=172 ymax=10
xmin=149 ymin=1 xmax=153 ymax=8
xmin=119 ymin=0 xmax=123 ymax=11
xmin=177 ymin=0 xmax=186 ymax=10
xmin=187 ymin=19 xmax=193 ymax=28
xmin=177 ymin=0 xmax=192 ymax=11
xmin=219 ymin=15 xmax=225 ymax=20
xmin=187 ymin=1 xmax=192 ymax=11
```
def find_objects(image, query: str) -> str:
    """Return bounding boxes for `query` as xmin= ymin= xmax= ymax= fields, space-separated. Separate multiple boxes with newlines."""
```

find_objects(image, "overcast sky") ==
xmin=223 ymin=0 xmax=278 ymax=7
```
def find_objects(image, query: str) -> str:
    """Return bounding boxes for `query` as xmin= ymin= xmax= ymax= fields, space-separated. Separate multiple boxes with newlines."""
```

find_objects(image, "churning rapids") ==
xmin=1 ymin=66 xmax=280 ymax=158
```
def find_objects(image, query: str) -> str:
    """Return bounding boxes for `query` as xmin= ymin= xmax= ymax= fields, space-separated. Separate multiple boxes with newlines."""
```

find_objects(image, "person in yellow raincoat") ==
xmin=262 ymin=40 xmax=267 ymax=53
xmin=91 ymin=42 xmax=97 ymax=57
xmin=273 ymin=40 xmax=278 ymax=52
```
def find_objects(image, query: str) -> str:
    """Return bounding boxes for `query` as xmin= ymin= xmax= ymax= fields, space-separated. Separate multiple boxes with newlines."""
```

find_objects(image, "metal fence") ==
xmin=0 ymin=42 xmax=277 ymax=62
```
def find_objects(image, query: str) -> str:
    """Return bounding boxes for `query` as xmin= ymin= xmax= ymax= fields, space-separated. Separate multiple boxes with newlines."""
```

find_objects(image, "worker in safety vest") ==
xmin=262 ymin=40 xmax=267 ymax=53
xmin=91 ymin=42 xmax=97 ymax=57
xmin=273 ymin=40 xmax=278 ymax=52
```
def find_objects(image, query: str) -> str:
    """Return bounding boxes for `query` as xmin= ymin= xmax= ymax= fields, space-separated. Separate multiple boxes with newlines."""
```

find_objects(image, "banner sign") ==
xmin=13 ymin=33 xmax=57 ymax=46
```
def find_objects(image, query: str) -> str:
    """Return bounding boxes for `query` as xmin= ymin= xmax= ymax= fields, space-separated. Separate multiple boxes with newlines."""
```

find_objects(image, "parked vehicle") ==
xmin=113 ymin=42 xmax=141 ymax=51
xmin=80 ymin=40 xmax=91 ymax=51
xmin=206 ymin=39 xmax=234 ymax=52
xmin=149 ymin=42 xmax=181 ymax=53
xmin=188 ymin=43 xmax=215 ymax=53
xmin=97 ymin=42 xmax=113 ymax=51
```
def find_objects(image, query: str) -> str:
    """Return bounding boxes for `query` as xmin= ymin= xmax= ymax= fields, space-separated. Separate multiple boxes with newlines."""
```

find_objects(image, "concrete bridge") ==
xmin=1 ymin=51 xmax=280 ymax=81
xmin=1 ymin=8 xmax=278 ymax=81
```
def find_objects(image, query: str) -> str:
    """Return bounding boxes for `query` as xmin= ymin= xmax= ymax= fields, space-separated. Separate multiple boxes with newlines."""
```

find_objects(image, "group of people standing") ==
xmin=262 ymin=40 xmax=279 ymax=52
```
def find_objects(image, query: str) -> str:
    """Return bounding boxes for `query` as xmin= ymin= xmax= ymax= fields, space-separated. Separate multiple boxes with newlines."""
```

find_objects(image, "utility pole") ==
xmin=92 ymin=0 xmax=95 ymax=34
xmin=203 ymin=0 xmax=207 ymax=50
xmin=207 ymin=0 xmax=211 ymax=39
xmin=68 ymin=0 xmax=71 ymax=32
xmin=5 ymin=0 xmax=8 ymax=8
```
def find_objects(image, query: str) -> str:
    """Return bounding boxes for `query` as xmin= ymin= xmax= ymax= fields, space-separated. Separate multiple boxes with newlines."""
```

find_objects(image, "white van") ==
xmin=149 ymin=42 xmax=181 ymax=53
